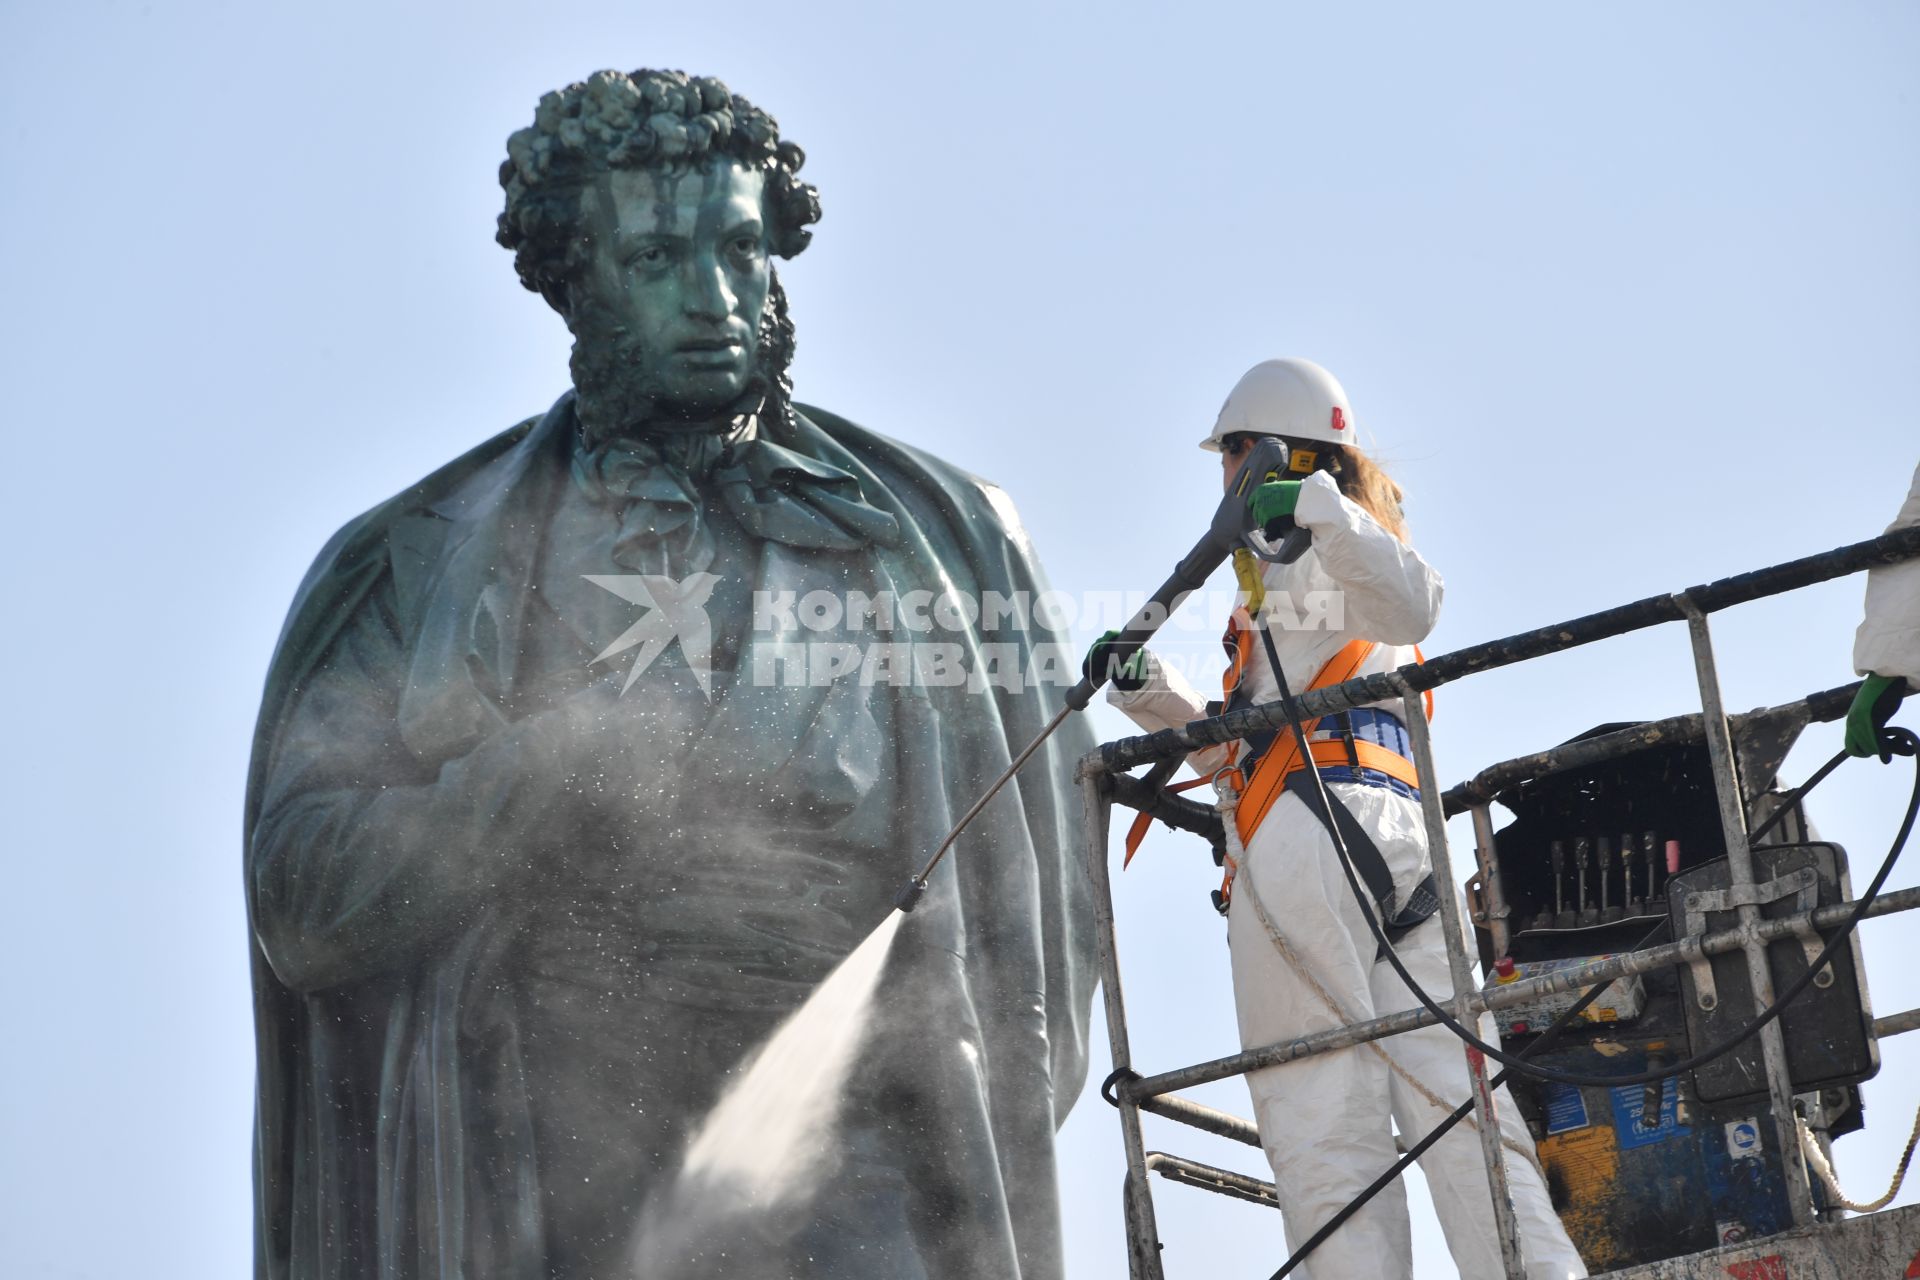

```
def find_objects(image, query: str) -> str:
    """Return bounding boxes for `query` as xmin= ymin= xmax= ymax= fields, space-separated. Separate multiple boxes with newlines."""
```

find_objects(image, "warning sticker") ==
xmin=1543 ymin=1083 xmax=1591 ymax=1135
xmin=1724 ymin=1117 xmax=1763 ymax=1161
xmin=1609 ymin=1078 xmax=1683 ymax=1150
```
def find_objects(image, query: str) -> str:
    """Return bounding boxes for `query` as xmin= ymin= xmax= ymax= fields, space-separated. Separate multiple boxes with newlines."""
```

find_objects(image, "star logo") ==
xmin=582 ymin=572 xmax=721 ymax=698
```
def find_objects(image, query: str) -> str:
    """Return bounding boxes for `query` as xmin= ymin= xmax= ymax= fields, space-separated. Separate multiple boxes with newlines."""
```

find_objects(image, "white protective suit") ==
xmin=1112 ymin=470 xmax=1587 ymax=1279
xmin=1854 ymin=460 xmax=1920 ymax=684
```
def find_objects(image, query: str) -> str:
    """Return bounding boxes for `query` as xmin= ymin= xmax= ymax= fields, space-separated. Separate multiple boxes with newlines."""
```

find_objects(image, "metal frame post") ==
xmin=1398 ymin=679 xmax=1529 ymax=1279
xmin=1081 ymin=765 xmax=1166 ymax=1279
xmin=1470 ymin=803 xmax=1513 ymax=960
xmin=1675 ymin=595 xmax=1816 ymax=1225
xmin=1078 ymin=533 xmax=1920 ymax=1273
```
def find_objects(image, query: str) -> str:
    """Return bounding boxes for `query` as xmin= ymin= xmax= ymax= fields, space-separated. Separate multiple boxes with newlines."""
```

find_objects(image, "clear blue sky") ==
xmin=3 ymin=3 xmax=1917 ymax=1277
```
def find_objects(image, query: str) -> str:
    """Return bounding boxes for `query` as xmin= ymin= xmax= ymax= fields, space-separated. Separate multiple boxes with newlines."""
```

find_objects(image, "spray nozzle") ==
xmin=893 ymin=878 xmax=927 ymax=914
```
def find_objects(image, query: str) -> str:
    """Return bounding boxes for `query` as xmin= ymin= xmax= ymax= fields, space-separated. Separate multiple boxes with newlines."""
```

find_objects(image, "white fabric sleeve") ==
xmin=1291 ymin=470 xmax=1445 ymax=645
xmin=1105 ymin=650 xmax=1232 ymax=778
xmin=1854 ymin=460 xmax=1920 ymax=684
xmin=1106 ymin=648 xmax=1208 ymax=731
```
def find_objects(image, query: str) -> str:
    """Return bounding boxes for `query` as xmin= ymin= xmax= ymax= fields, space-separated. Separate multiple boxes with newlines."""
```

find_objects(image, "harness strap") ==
xmin=1229 ymin=638 xmax=1378 ymax=843
xmin=1216 ymin=617 xmax=1435 ymax=922
xmin=1282 ymin=769 xmax=1441 ymax=950
xmin=1212 ymin=634 xmax=1376 ymax=908
xmin=1127 ymin=751 xmax=1411 ymax=867
xmin=1117 ymin=599 xmax=1436 ymax=891
xmin=1260 ymin=616 xmax=1441 ymax=946
xmin=1122 ymin=774 xmax=1215 ymax=868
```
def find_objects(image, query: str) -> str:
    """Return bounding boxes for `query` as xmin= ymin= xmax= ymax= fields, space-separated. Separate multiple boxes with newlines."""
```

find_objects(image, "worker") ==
xmin=1847 ymin=460 xmax=1919 ymax=761
xmin=1089 ymin=359 xmax=1587 ymax=1279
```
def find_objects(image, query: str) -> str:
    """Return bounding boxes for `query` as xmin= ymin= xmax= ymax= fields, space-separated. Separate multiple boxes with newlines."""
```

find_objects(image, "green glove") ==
xmin=1247 ymin=480 xmax=1303 ymax=536
xmin=1084 ymin=629 xmax=1151 ymax=691
xmin=1845 ymin=673 xmax=1908 ymax=762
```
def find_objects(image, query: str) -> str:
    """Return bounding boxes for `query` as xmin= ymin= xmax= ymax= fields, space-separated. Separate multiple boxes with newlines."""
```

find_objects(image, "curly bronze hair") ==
xmin=496 ymin=69 xmax=822 ymax=312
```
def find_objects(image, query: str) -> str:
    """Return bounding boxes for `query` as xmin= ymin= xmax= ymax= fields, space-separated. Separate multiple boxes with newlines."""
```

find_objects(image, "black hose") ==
xmin=1268 ymin=918 xmax=1669 ymax=1279
xmin=1264 ymin=726 xmax=1914 ymax=1277
xmin=1747 ymin=747 xmax=1850 ymax=845
xmin=1261 ymin=626 xmax=1920 ymax=1089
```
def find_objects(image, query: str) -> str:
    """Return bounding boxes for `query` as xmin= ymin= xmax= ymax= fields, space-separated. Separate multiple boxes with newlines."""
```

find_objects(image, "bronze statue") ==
xmin=245 ymin=69 xmax=1093 ymax=1279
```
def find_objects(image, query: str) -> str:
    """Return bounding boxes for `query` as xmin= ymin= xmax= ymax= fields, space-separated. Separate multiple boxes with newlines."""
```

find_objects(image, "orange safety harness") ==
xmin=1121 ymin=606 xmax=1433 ymax=914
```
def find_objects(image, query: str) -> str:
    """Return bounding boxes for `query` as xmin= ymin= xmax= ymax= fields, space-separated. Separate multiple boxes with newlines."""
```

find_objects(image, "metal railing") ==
xmin=1078 ymin=524 xmax=1920 ymax=1279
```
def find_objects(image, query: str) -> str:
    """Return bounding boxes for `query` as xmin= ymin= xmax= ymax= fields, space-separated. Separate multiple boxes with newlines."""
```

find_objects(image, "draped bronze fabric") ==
xmin=244 ymin=393 xmax=1094 ymax=1279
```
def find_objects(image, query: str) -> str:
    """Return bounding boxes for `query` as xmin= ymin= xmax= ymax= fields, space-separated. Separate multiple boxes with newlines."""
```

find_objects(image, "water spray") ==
xmin=893 ymin=436 xmax=1309 ymax=913
xmin=635 ymin=448 xmax=1317 ymax=1262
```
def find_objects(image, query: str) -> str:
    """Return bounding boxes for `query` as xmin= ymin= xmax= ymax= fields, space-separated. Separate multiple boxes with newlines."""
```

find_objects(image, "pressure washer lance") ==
xmin=893 ymin=436 xmax=1309 ymax=913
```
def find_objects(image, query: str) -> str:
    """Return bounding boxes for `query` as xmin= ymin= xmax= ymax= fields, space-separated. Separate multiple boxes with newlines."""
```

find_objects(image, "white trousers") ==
xmin=1228 ymin=786 xmax=1588 ymax=1280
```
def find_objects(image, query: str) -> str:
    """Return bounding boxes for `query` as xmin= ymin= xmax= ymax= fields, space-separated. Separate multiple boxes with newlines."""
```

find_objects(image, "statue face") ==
xmin=569 ymin=159 xmax=772 ymax=428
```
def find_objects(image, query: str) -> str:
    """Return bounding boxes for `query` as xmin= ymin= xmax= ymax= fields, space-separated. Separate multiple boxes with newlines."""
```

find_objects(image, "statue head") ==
xmin=497 ymin=70 xmax=822 ymax=441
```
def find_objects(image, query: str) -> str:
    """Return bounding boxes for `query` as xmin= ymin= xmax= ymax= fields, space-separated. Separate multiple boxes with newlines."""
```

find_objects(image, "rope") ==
xmin=1797 ymin=1103 xmax=1920 ymax=1213
xmin=1230 ymin=798 xmax=1545 ymax=1179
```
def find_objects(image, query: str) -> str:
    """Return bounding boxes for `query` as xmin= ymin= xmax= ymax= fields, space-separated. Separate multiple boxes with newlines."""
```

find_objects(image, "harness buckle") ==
xmin=1335 ymin=710 xmax=1363 ymax=768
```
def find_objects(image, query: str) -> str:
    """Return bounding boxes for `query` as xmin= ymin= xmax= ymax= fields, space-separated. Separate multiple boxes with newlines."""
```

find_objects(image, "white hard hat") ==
xmin=1200 ymin=358 xmax=1357 ymax=451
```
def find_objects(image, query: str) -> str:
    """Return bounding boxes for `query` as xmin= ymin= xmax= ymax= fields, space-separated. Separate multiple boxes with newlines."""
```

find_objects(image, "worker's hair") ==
xmin=496 ymin=69 xmax=822 ymax=311
xmin=1322 ymin=444 xmax=1410 ymax=543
